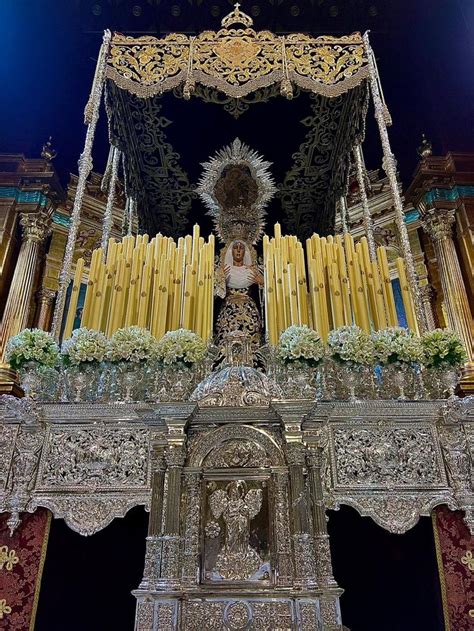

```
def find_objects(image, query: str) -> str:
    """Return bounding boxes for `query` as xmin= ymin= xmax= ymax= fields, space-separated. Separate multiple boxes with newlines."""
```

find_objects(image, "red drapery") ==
xmin=0 ymin=509 xmax=51 ymax=630
xmin=433 ymin=505 xmax=474 ymax=631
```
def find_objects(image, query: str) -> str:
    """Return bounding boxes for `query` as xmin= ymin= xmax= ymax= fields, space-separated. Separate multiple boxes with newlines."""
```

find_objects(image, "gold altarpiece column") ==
xmin=0 ymin=210 xmax=51 ymax=360
xmin=35 ymin=288 xmax=57 ymax=331
xmin=421 ymin=208 xmax=474 ymax=381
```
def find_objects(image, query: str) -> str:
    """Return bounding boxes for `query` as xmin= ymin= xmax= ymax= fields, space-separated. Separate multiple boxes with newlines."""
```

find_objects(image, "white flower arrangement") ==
xmin=154 ymin=329 xmax=206 ymax=366
xmin=107 ymin=326 xmax=157 ymax=363
xmin=327 ymin=325 xmax=374 ymax=365
xmin=422 ymin=329 xmax=466 ymax=368
xmin=5 ymin=328 xmax=59 ymax=370
xmin=278 ymin=325 xmax=325 ymax=367
xmin=61 ymin=328 xmax=108 ymax=366
xmin=373 ymin=327 xmax=424 ymax=366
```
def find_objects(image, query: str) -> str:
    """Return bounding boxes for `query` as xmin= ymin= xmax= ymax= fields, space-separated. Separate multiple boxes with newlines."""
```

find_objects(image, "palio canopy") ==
xmin=102 ymin=4 xmax=369 ymax=238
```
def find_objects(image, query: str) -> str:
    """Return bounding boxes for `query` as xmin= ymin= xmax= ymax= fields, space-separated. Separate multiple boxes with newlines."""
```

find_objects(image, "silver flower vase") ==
xmin=116 ymin=361 xmax=144 ymax=403
xmin=281 ymin=362 xmax=317 ymax=399
xmin=19 ymin=361 xmax=43 ymax=399
xmin=442 ymin=367 xmax=460 ymax=400
xmin=64 ymin=363 xmax=100 ymax=403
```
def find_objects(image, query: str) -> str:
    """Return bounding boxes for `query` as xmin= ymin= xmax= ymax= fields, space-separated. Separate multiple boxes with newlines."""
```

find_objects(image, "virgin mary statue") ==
xmin=215 ymin=239 xmax=264 ymax=352
xmin=197 ymin=139 xmax=276 ymax=358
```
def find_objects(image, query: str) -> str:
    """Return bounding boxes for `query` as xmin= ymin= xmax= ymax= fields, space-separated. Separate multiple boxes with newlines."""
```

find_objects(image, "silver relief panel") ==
xmin=203 ymin=478 xmax=271 ymax=583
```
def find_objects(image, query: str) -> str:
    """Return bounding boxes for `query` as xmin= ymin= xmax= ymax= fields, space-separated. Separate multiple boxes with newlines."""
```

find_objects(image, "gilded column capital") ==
xmin=421 ymin=208 xmax=456 ymax=242
xmin=419 ymin=284 xmax=435 ymax=302
xmin=36 ymin=288 xmax=56 ymax=305
xmin=19 ymin=211 xmax=52 ymax=243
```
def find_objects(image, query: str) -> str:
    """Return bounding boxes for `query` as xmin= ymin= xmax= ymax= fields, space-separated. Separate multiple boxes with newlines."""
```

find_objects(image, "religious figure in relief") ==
xmin=209 ymin=480 xmax=263 ymax=580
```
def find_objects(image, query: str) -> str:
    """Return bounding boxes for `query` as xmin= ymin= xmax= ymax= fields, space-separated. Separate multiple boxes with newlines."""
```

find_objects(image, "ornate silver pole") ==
xmin=100 ymin=145 xmax=121 ymax=258
xmin=339 ymin=195 xmax=349 ymax=235
xmin=353 ymin=144 xmax=376 ymax=261
xmin=126 ymin=197 xmax=137 ymax=236
xmin=363 ymin=32 xmax=427 ymax=332
xmin=51 ymin=30 xmax=111 ymax=338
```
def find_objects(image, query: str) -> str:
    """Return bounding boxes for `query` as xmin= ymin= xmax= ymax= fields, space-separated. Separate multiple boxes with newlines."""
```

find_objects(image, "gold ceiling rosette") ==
xmin=106 ymin=3 xmax=369 ymax=100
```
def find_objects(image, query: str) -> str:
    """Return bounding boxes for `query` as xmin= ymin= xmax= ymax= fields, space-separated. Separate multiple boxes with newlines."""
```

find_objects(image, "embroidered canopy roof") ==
xmin=102 ymin=4 xmax=370 ymax=238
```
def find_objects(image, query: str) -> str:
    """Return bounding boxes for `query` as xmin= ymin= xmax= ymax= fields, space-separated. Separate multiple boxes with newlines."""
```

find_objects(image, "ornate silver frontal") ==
xmin=0 ymin=396 xmax=472 ymax=630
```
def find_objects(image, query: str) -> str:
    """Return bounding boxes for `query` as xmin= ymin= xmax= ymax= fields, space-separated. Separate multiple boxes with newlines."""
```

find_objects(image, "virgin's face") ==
xmin=232 ymin=241 xmax=245 ymax=264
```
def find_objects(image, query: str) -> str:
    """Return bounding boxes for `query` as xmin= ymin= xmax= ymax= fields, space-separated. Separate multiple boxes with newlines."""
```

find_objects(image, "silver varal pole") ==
xmin=363 ymin=32 xmax=427 ymax=332
xmin=339 ymin=195 xmax=349 ymax=235
xmin=127 ymin=197 xmax=137 ymax=236
xmin=51 ymin=30 xmax=112 ymax=339
xmin=353 ymin=144 xmax=377 ymax=261
xmin=101 ymin=145 xmax=121 ymax=257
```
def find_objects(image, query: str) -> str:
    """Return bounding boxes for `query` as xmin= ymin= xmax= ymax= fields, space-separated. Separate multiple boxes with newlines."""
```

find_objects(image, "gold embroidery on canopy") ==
xmin=106 ymin=5 xmax=368 ymax=99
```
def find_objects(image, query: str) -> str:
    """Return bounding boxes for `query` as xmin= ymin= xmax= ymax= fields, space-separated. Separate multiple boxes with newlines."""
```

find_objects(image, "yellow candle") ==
xmin=264 ymin=252 xmax=276 ymax=345
xmin=194 ymin=247 xmax=206 ymax=337
xmin=182 ymin=263 xmax=193 ymax=329
xmin=208 ymin=236 xmax=215 ymax=340
xmin=81 ymin=248 xmax=102 ymax=328
xmin=344 ymin=234 xmax=358 ymax=327
xmin=184 ymin=234 xmax=193 ymax=266
xmin=107 ymin=256 xmax=126 ymax=336
xmin=120 ymin=247 xmax=133 ymax=331
xmin=192 ymin=224 xmax=200 ymax=266
xmin=64 ymin=258 xmax=84 ymax=338
xmin=307 ymin=260 xmax=320 ymax=336
xmin=336 ymin=241 xmax=352 ymax=325
xmin=106 ymin=238 xmax=116 ymax=265
xmin=124 ymin=245 xmax=141 ymax=326
xmin=320 ymin=237 xmax=327 ymax=267
xmin=330 ymin=261 xmax=344 ymax=329
xmin=172 ymin=243 xmax=185 ymax=330
xmin=377 ymin=246 xmax=398 ymax=326
xmin=262 ymin=234 xmax=269 ymax=261
xmin=137 ymin=262 xmax=152 ymax=328
xmin=296 ymin=245 xmax=309 ymax=326
xmin=315 ymin=259 xmax=330 ymax=341
xmin=352 ymin=252 xmax=370 ymax=332
xmin=205 ymin=257 xmax=213 ymax=341
xmin=90 ymin=260 xmax=107 ymax=331
xmin=360 ymin=238 xmax=378 ymax=329
xmin=273 ymin=246 xmax=285 ymax=335
xmin=309 ymin=236 xmax=323 ymax=335
xmin=150 ymin=252 xmax=164 ymax=338
xmin=156 ymin=255 xmax=170 ymax=339
xmin=372 ymin=261 xmax=388 ymax=329
xmin=287 ymin=262 xmax=299 ymax=325
xmin=99 ymin=250 xmax=116 ymax=333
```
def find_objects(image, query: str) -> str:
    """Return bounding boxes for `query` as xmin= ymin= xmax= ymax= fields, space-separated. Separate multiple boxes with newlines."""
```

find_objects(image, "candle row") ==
xmin=264 ymin=223 xmax=418 ymax=342
xmin=63 ymin=226 xmax=214 ymax=341
xmin=262 ymin=225 xmax=309 ymax=346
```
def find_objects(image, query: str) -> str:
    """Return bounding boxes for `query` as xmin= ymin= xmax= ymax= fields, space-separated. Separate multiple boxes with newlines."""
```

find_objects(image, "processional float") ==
xmin=54 ymin=1 xmax=426 ymax=346
xmin=3 ymin=5 xmax=472 ymax=631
